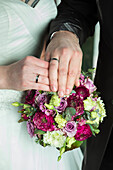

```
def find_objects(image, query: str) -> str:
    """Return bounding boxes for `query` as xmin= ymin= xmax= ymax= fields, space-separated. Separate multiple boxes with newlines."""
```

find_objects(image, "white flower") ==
xmin=43 ymin=131 xmax=66 ymax=148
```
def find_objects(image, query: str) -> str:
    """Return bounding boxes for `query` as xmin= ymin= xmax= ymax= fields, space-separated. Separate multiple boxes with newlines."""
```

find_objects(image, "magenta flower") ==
xmin=67 ymin=94 xmax=84 ymax=117
xmin=75 ymin=124 xmax=92 ymax=141
xmin=27 ymin=120 xmax=35 ymax=138
xmin=84 ymin=77 xmax=96 ymax=93
xmin=63 ymin=121 xmax=77 ymax=137
xmin=33 ymin=112 xmax=55 ymax=132
xmin=55 ymin=98 xmax=67 ymax=113
xmin=75 ymin=86 xmax=90 ymax=99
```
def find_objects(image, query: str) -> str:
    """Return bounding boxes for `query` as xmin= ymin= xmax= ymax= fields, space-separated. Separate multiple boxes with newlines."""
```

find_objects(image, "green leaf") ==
xmin=74 ymin=140 xmax=83 ymax=148
xmin=34 ymin=129 xmax=46 ymax=135
xmin=70 ymin=90 xmax=76 ymax=94
xmin=23 ymin=104 xmax=31 ymax=109
xmin=12 ymin=102 xmax=24 ymax=107
xmin=57 ymin=156 xmax=61 ymax=162
xmin=64 ymin=107 xmax=76 ymax=121
xmin=18 ymin=117 xmax=26 ymax=123
xmin=87 ymin=123 xmax=96 ymax=136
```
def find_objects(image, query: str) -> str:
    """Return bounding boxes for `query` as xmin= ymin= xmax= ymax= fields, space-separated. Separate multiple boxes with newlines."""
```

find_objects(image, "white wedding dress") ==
xmin=0 ymin=0 xmax=83 ymax=170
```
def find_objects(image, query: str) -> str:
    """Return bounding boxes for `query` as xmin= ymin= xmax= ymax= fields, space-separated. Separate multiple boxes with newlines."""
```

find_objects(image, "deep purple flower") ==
xmin=67 ymin=94 xmax=84 ymax=117
xmin=75 ymin=86 xmax=90 ymax=99
xmin=63 ymin=121 xmax=77 ymax=137
xmin=35 ymin=92 xmax=48 ymax=105
xmin=55 ymin=98 xmax=67 ymax=113
xmin=84 ymin=77 xmax=96 ymax=93
xmin=75 ymin=124 xmax=92 ymax=141
xmin=33 ymin=112 xmax=55 ymax=132
xmin=25 ymin=90 xmax=39 ymax=105
xmin=67 ymin=93 xmax=77 ymax=108
xmin=27 ymin=120 xmax=35 ymax=138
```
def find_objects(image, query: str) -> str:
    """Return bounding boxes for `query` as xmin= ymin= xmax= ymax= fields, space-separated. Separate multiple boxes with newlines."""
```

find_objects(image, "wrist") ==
xmin=0 ymin=66 xmax=9 ymax=89
xmin=51 ymin=30 xmax=79 ymax=44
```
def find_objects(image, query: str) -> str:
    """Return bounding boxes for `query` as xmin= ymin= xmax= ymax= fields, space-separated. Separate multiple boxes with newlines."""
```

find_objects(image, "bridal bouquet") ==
xmin=12 ymin=69 xmax=106 ymax=161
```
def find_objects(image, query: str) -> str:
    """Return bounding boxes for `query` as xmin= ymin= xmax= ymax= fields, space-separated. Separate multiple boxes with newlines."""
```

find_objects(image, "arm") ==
xmin=50 ymin=0 xmax=98 ymax=45
xmin=0 ymin=56 xmax=50 ymax=91
xmin=46 ymin=0 xmax=98 ymax=97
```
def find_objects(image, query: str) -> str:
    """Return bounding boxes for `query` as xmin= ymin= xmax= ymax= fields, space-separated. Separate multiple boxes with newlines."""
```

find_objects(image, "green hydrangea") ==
xmin=55 ymin=114 xmax=67 ymax=129
xmin=96 ymin=97 xmax=106 ymax=122
xmin=49 ymin=94 xmax=61 ymax=107
xmin=43 ymin=131 xmax=66 ymax=148
xmin=84 ymin=97 xmax=106 ymax=123
xmin=86 ymin=111 xmax=100 ymax=125
xmin=83 ymin=97 xmax=96 ymax=111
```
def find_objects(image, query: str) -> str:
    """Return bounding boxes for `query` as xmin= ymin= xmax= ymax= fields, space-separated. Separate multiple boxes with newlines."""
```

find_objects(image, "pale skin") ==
xmin=45 ymin=31 xmax=83 ymax=97
xmin=0 ymin=31 xmax=82 ymax=95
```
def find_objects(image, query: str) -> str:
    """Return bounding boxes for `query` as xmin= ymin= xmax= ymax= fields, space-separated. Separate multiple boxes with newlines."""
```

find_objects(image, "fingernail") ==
xmin=58 ymin=91 xmax=64 ymax=97
xmin=51 ymin=85 xmax=57 ymax=92
xmin=65 ymin=89 xmax=70 ymax=95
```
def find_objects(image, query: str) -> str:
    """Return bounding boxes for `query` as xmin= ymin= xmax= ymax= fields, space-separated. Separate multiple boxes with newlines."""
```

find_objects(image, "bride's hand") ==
xmin=45 ymin=31 xmax=83 ymax=97
xmin=3 ymin=56 xmax=50 ymax=91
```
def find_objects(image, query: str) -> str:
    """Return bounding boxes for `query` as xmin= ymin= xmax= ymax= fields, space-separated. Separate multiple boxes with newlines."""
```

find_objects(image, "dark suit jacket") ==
xmin=49 ymin=0 xmax=113 ymax=169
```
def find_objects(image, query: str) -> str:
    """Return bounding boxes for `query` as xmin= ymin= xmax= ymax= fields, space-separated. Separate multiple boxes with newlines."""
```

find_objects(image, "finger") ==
xmin=65 ymin=52 xmax=81 ymax=95
xmin=25 ymin=56 xmax=49 ymax=69
xmin=26 ymin=82 xmax=50 ymax=91
xmin=58 ymin=49 xmax=70 ymax=97
xmin=26 ymin=65 xmax=49 ymax=77
xmin=49 ymin=54 xmax=59 ymax=92
xmin=45 ymin=52 xmax=51 ymax=62
xmin=74 ymin=70 xmax=81 ymax=87
xmin=29 ymin=74 xmax=49 ymax=85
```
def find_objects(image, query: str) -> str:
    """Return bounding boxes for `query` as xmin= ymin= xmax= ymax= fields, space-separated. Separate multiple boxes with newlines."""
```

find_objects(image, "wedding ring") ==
xmin=36 ymin=75 xmax=40 ymax=83
xmin=50 ymin=58 xmax=59 ymax=62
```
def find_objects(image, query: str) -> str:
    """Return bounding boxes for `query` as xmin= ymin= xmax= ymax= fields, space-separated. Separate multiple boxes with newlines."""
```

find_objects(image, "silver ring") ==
xmin=50 ymin=58 xmax=59 ymax=62
xmin=36 ymin=75 xmax=39 ymax=83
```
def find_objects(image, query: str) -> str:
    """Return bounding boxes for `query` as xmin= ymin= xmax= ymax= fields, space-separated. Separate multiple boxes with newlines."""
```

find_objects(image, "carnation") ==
xmin=25 ymin=90 xmax=39 ymax=105
xmin=75 ymin=124 xmax=92 ymax=141
xmin=43 ymin=131 xmax=66 ymax=148
xmin=67 ymin=94 xmax=84 ymax=117
xmin=33 ymin=112 xmax=55 ymax=131
xmin=75 ymin=85 xmax=90 ymax=99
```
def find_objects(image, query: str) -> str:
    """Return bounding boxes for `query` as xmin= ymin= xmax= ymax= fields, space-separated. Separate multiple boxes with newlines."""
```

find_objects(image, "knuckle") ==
xmin=61 ymin=48 xmax=69 ymax=56
xmin=50 ymin=77 xmax=56 ymax=83
xmin=68 ymin=70 xmax=75 ymax=77
xmin=50 ymin=62 xmax=58 ymax=68
xmin=24 ymin=56 xmax=32 ymax=63
xmin=59 ymin=68 xmax=67 ymax=76
xmin=21 ymin=80 xmax=27 ymax=87
xmin=78 ymin=69 xmax=81 ymax=76
xmin=21 ymin=64 xmax=27 ymax=72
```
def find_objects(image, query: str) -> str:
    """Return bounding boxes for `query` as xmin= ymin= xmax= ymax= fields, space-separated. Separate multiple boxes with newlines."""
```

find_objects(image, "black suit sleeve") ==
xmin=49 ymin=0 xmax=98 ymax=45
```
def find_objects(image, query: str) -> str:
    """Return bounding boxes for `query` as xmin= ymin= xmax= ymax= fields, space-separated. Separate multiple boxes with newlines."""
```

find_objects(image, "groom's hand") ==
xmin=45 ymin=31 xmax=83 ymax=97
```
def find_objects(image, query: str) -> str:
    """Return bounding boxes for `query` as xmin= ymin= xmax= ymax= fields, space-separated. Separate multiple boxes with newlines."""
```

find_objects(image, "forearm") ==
xmin=0 ymin=66 xmax=8 ymax=89
xmin=49 ymin=0 xmax=98 ymax=45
